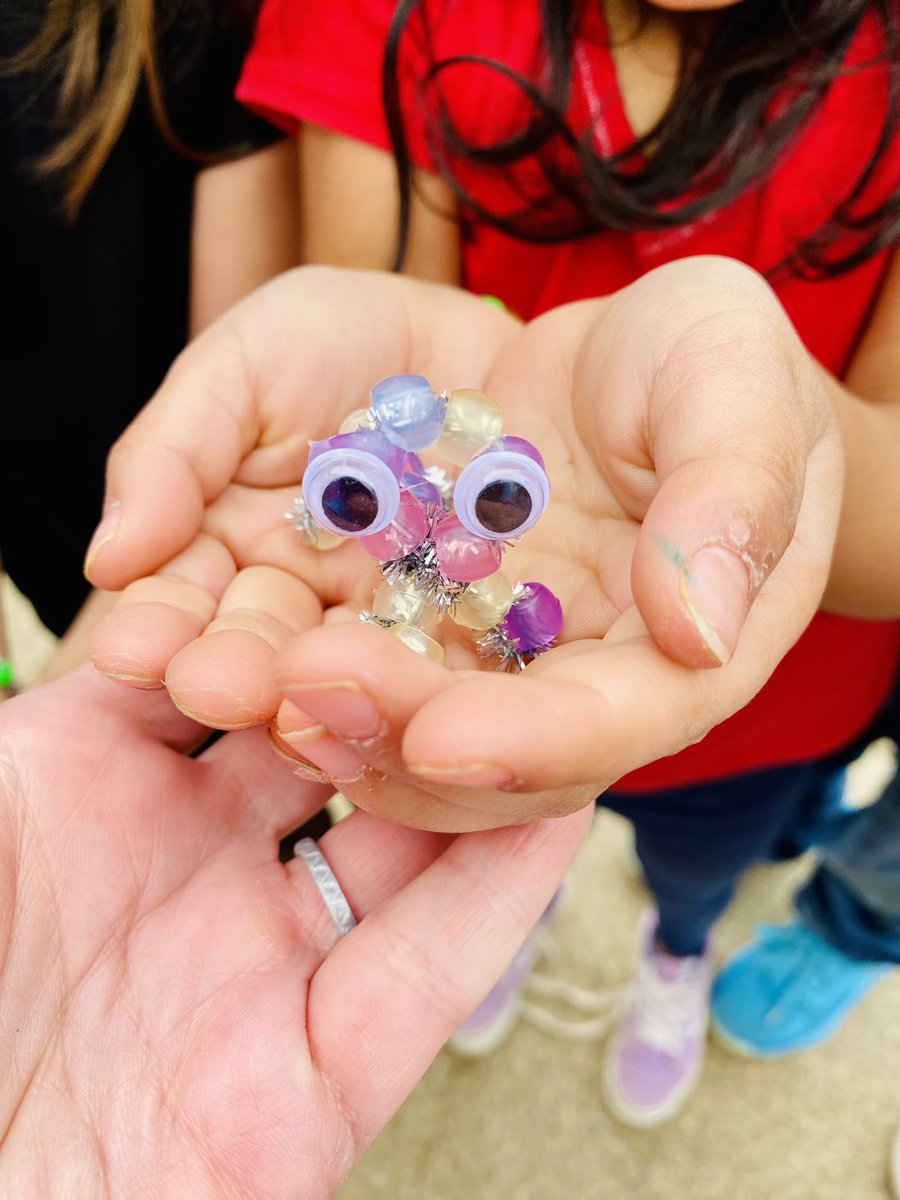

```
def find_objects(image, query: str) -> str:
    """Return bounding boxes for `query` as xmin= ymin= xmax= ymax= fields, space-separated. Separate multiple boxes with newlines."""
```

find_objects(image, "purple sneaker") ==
xmin=448 ymin=886 xmax=565 ymax=1058
xmin=603 ymin=910 xmax=712 ymax=1127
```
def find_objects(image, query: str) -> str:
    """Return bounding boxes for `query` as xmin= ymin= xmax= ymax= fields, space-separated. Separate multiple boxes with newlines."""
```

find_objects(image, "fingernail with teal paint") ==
xmin=679 ymin=546 xmax=750 ymax=665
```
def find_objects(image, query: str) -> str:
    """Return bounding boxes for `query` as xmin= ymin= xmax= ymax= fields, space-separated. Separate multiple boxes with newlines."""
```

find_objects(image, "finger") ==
xmin=400 ymin=626 xmax=706 ymax=792
xmin=576 ymin=258 xmax=839 ymax=669
xmin=199 ymin=724 xmax=333 ymax=839
xmin=8 ymin=664 xmax=209 ymax=754
xmin=283 ymin=809 xmax=452 ymax=956
xmin=90 ymin=533 xmax=235 ymax=687
xmin=275 ymin=621 xmax=454 ymax=770
xmin=632 ymin=425 xmax=841 ymax=670
xmin=402 ymin=483 xmax=840 ymax=795
xmin=273 ymin=624 xmax=595 ymax=831
xmin=86 ymin=268 xmax=519 ymax=591
xmin=164 ymin=565 xmax=324 ymax=728
xmin=309 ymin=807 xmax=592 ymax=1149
xmin=272 ymin=698 xmax=529 ymax=831
xmin=274 ymin=622 xmax=468 ymax=821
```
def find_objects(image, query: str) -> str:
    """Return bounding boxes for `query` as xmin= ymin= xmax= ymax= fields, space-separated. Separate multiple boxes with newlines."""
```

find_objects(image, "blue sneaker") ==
xmin=710 ymin=921 xmax=892 ymax=1058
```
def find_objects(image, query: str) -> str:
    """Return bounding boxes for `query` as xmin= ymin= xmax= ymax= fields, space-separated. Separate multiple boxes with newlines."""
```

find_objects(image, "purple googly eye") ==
xmin=452 ymin=436 xmax=550 ymax=541
xmin=302 ymin=429 xmax=404 ymax=538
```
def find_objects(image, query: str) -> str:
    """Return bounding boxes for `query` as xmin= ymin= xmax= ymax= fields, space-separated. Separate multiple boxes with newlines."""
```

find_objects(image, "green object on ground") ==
xmin=0 ymin=658 xmax=14 ymax=689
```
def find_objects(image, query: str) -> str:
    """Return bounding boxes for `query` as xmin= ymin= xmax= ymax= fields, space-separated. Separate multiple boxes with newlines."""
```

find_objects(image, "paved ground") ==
xmin=339 ymin=811 xmax=900 ymax=1200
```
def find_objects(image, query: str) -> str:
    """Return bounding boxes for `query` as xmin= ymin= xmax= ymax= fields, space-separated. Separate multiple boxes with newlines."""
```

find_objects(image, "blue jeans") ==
xmin=602 ymin=712 xmax=898 ymax=958
xmin=798 ymin=766 xmax=900 ymax=963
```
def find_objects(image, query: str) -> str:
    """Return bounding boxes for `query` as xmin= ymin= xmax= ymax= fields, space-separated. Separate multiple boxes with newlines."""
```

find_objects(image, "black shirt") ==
xmin=1 ymin=4 xmax=277 ymax=634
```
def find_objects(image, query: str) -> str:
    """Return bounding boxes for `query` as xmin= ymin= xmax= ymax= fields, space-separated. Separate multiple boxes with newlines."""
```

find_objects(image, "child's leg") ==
xmin=601 ymin=759 xmax=846 ymax=1127
xmin=606 ymin=758 xmax=847 ymax=956
xmin=712 ymin=740 xmax=899 ymax=1057
xmin=796 ymin=762 xmax=900 ymax=963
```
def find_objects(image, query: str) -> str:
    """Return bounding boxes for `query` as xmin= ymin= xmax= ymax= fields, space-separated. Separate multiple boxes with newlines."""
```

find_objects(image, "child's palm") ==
xmin=90 ymin=262 xmax=841 ymax=831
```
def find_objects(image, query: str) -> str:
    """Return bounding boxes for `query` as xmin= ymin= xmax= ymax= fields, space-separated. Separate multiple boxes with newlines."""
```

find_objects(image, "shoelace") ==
xmin=517 ymin=930 xmax=621 ymax=1042
xmin=628 ymin=965 xmax=709 ymax=1056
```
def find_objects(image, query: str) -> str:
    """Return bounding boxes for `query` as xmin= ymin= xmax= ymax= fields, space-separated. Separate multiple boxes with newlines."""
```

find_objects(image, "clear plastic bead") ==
xmin=453 ymin=570 xmax=515 ymax=630
xmin=307 ymin=524 xmax=345 ymax=551
xmin=370 ymin=375 xmax=444 ymax=451
xmin=388 ymin=622 xmax=445 ymax=664
xmin=373 ymin=582 xmax=441 ymax=632
xmin=437 ymin=388 xmax=504 ymax=467
xmin=338 ymin=407 xmax=372 ymax=435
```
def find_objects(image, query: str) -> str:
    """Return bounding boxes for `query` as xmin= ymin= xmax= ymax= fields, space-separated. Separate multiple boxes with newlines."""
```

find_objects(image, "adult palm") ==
xmin=89 ymin=260 xmax=841 ymax=831
xmin=0 ymin=668 xmax=588 ymax=1197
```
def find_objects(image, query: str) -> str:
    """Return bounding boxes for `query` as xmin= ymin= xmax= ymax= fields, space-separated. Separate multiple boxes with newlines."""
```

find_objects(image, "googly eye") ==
xmin=452 ymin=436 xmax=550 ymax=540
xmin=301 ymin=430 xmax=404 ymax=538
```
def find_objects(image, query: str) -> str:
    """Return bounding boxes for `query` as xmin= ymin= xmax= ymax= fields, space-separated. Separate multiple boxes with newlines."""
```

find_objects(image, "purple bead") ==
xmin=400 ymin=454 xmax=443 ymax=507
xmin=311 ymin=429 xmax=405 ymax=479
xmin=502 ymin=582 xmax=563 ymax=652
xmin=490 ymin=435 xmax=545 ymax=469
xmin=402 ymin=472 xmax=443 ymax=508
xmin=370 ymin=374 xmax=444 ymax=451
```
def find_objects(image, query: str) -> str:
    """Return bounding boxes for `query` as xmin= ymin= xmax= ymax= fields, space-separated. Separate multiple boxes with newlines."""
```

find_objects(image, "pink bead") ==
xmin=359 ymin=491 xmax=428 ymax=560
xmin=432 ymin=514 xmax=503 ymax=582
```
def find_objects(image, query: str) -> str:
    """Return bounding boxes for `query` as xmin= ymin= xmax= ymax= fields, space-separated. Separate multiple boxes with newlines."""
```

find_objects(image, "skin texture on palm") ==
xmin=0 ymin=667 xmax=590 ymax=1198
xmin=88 ymin=259 xmax=842 ymax=831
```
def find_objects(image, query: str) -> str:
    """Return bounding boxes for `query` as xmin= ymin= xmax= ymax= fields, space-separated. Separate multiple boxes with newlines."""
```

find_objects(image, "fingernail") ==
xmin=409 ymin=762 xmax=518 ymax=790
xmin=298 ymin=737 xmax=367 ymax=783
xmin=680 ymin=545 xmax=750 ymax=665
xmin=276 ymin=700 xmax=328 ymax=742
xmin=268 ymin=731 xmax=332 ymax=782
xmin=84 ymin=501 xmax=121 ymax=574
xmin=284 ymin=682 xmax=382 ymax=741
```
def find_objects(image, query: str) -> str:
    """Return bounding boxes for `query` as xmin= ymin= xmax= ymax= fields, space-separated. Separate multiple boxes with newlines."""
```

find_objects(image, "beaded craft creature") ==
xmin=287 ymin=375 xmax=563 ymax=670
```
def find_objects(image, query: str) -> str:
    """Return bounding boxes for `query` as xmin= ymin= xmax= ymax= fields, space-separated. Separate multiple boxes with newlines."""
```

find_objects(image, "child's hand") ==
xmin=268 ymin=258 xmax=843 ymax=829
xmin=86 ymin=267 xmax=520 ymax=725
xmin=89 ymin=259 xmax=841 ymax=830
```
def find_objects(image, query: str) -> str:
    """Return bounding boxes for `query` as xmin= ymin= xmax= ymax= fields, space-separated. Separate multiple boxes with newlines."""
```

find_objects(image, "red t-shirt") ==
xmin=238 ymin=1 xmax=900 ymax=791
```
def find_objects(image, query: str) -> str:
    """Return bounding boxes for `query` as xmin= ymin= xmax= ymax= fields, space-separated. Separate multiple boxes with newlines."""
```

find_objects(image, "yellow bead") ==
xmin=453 ymin=570 xmax=515 ymax=630
xmin=388 ymin=623 xmax=445 ymax=664
xmin=437 ymin=388 xmax=504 ymax=467
xmin=373 ymin=583 xmax=441 ymax=632
xmin=338 ymin=407 xmax=372 ymax=435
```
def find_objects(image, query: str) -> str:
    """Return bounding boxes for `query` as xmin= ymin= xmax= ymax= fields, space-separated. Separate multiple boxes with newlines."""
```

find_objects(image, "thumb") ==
xmin=631 ymin=454 xmax=797 ymax=669
xmin=618 ymin=261 xmax=839 ymax=669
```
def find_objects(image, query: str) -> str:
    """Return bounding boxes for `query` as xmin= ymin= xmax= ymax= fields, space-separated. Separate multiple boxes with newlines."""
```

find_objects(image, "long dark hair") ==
xmin=383 ymin=0 xmax=900 ymax=278
xmin=3 ymin=0 xmax=262 ymax=220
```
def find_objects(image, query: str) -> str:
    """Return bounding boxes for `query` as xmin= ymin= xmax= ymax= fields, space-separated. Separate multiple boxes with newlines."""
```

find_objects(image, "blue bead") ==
xmin=370 ymin=375 xmax=444 ymax=452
